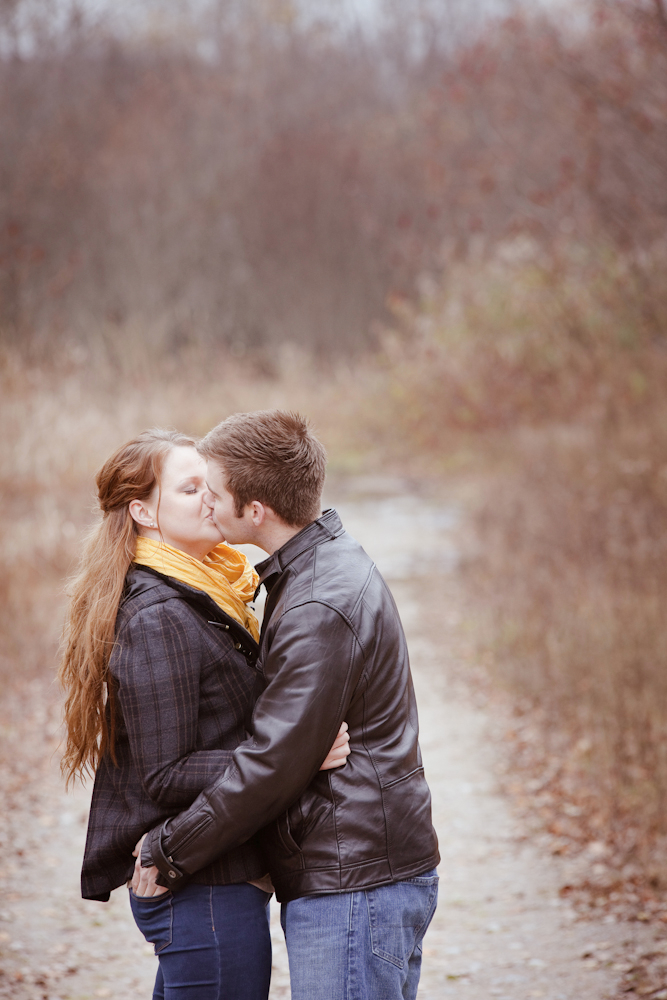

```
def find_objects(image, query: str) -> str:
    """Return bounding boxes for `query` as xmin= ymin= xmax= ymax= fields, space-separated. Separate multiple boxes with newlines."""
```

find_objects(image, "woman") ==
xmin=59 ymin=429 xmax=348 ymax=1000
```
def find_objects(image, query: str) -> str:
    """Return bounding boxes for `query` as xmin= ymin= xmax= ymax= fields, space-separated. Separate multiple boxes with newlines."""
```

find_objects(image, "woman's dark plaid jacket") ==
xmin=81 ymin=565 xmax=265 ymax=901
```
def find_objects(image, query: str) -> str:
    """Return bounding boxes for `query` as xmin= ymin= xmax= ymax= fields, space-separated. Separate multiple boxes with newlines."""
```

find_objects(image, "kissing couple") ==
xmin=60 ymin=409 xmax=439 ymax=999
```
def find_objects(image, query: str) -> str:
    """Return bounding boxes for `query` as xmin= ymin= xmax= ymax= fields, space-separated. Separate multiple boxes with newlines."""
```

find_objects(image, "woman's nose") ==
xmin=203 ymin=490 xmax=214 ymax=509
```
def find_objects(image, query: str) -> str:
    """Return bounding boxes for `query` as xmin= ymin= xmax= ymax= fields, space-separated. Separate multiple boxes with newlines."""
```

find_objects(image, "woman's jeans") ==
xmin=281 ymin=869 xmax=439 ymax=1000
xmin=129 ymin=882 xmax=272 ymax=1000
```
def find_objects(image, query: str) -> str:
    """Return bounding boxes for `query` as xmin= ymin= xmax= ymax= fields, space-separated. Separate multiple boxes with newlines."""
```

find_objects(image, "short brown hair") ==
xmin=199 ymin=410 xmax=327 ymax=527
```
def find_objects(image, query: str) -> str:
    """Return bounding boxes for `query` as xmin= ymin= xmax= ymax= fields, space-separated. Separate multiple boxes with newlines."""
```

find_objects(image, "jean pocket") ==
xmin=366 ymin=877 xmax=439 ymax=969
xmin=402 ymin=868 xmax=439 ymax=886
xmin=129 ymin=889 xmax=173 ymax=954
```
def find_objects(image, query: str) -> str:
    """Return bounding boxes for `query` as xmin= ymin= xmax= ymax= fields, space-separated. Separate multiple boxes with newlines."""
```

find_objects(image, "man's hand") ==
xmin=131 ymin=835 xmax=170 ymax=897
xmin=320 ymin=721 xmax=350 ymax=771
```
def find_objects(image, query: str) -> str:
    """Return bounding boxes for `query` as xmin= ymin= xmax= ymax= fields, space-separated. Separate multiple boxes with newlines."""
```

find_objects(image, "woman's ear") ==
xmin=129 ymin=499 xmax=156 ymax=529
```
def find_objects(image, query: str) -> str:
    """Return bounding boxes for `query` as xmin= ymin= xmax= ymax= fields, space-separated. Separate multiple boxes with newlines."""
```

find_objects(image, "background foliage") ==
xmin=3 ymin=0 xmax=667 ymax=883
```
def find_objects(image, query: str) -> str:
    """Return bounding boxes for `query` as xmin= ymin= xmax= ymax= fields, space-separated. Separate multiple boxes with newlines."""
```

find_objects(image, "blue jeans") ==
xmin=281 ymin=870 xmax=439 ymax=1000
xmin=129 ymin=883 xmax=272 ymax=1000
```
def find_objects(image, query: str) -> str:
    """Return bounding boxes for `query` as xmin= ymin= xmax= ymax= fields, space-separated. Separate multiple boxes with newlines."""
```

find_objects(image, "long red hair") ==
xmin=58 ymin=428 xmax=195 ymax=784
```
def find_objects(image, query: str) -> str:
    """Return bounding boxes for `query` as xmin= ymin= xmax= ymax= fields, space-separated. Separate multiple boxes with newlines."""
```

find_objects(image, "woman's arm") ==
xmin=112 ymin=599 xmax=239 ymax=808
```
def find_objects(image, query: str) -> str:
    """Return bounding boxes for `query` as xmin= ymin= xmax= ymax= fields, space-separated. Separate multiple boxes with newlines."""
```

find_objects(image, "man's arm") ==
xmin=132 ymin=722 xmax=350 ymax=895
xmin=141 ymin=601 xmax=364 ymax=889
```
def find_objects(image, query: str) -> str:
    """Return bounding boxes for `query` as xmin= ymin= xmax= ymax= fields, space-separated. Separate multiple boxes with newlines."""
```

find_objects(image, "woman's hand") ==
xmin=131 ymin=835 xmax=170 ymax=897
xmin=320 ymin=721 xmax=350 ymax=770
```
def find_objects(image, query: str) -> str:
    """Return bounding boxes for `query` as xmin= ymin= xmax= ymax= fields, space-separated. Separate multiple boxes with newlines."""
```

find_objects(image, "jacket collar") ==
xmin=255 ymin=508 xmax=343 ymax=593
xmin=123 ymin=565 xmax=167 ymax=602
xmin=123 ymin=564 xmax=259 ymax=655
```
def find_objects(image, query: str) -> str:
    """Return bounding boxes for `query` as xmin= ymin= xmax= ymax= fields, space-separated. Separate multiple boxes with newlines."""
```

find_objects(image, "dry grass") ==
xmin=360 ymin=242 xmax=667 ymax=882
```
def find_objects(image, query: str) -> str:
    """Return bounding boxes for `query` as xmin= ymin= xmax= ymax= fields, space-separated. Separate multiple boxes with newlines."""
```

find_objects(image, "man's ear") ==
xmin=129 ymin=499 xmax=155 ymax=528
xmin=248 ymin=501 xmax=267 ymax=527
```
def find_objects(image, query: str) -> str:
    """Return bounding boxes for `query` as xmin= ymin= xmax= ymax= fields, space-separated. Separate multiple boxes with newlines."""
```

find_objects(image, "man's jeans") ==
xmin=129 ymin=882 xmax=272 ymax=1000
xmin=281 ymin=870 xmax=439 ymax=1000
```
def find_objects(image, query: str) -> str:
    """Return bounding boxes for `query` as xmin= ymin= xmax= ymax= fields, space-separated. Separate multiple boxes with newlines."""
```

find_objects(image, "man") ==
xmin=137 ymin=409 xmax=439 ymax=999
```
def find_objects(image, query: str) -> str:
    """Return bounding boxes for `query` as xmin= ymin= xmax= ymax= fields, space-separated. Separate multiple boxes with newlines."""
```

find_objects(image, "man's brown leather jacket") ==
xmin=143 ymin=508 xmax=440 ymax=902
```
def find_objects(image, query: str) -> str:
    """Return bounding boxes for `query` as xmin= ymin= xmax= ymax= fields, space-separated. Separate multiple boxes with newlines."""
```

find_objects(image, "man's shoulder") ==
xmin=292 ymin=525 xmax=372 ymax=574
xmin=284 ymin=529 xmax=383 ymax=616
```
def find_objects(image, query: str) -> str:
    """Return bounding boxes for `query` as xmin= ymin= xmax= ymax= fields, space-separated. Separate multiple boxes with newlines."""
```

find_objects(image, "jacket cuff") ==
xmin=142 ymin=823 xmax=189 ymax=891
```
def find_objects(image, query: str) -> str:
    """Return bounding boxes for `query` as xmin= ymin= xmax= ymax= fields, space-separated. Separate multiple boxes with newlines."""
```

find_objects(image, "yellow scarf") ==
xmin=133 ymin=536 xmax=260 ymax=642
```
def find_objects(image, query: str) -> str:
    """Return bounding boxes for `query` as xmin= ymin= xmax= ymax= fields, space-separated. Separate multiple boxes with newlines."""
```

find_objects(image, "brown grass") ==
xmin=359 ymin=242 xmax=667 ymax=882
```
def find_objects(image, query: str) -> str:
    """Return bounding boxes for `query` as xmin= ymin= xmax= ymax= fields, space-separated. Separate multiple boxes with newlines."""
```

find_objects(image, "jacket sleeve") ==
xmin=113 ymin=600 xmax=236 ymax=808
xmin=142 ymin=600 xmax=363 ymax=886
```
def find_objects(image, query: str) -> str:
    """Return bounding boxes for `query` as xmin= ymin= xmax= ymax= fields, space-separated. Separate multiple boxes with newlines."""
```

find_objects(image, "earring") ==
xmin=150 ymin=521 xmax=156 ymax=528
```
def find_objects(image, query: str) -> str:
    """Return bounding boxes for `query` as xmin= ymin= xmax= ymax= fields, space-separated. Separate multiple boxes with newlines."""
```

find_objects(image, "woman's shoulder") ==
xmin=116 ymin=566 xmax=257 ymax=660
xmin=117 ymin=567 xmax=199 ymax=631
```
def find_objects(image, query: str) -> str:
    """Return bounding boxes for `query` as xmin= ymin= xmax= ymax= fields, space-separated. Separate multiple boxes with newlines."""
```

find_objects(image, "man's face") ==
xmin=204 ymin=460 xmax=254 ymax=545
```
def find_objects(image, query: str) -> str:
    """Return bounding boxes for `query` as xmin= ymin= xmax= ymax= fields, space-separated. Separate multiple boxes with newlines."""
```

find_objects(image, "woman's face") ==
xmin=140 ymin=446 xmax=223 ymax=560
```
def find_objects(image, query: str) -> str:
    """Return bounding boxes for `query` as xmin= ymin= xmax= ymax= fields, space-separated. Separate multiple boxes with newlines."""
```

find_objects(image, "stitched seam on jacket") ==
xmin=361 ymin=687 xmax=392 ymax=877
xmin=348 ymin=562 xmax=375 ymax=620
xmin=328 ymin=632 xmax=359 ymax=892
xmin=310 ymin=545 xmax=316 ymax=602
xmin=168 ymin=815 xmax=214 ymax=857
xmin=322 ymin=621 xmax=363 ymax=883
xmin=328 ymin=769 xmax=342 ymax=890
xmin=273 ymin=600 xmax=369 ymax=660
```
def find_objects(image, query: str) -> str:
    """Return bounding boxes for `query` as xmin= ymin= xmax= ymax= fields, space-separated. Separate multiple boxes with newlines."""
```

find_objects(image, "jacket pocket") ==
xmin=281 ymin=790 xmax=334 ymax=853
xmin=382 ymin=768 xmax=438 ymax=872
xmin=275 ymin=809 xmax=302 ymax=856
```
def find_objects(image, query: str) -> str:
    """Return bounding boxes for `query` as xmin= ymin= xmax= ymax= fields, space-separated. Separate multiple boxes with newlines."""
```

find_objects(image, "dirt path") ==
xmin=0 ymin=483 xmax=656 ymax=998
xmin=401 ymin=586 xmax=653 ymax=1000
